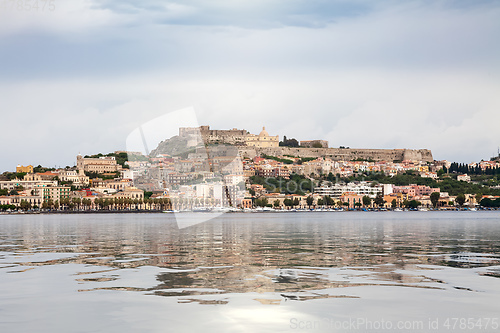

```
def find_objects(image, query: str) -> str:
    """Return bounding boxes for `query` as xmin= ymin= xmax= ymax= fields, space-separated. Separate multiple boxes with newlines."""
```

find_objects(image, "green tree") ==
xmin=430 ymin=192 xmax=440 ymax=208
xmin=408 ymin=200 xmax=421 ymax=209
xmin=391 ymin=199 xmax=397 ymax=209
xmin=362 ymin=196 xmax=372 ymax=208
xmin=324 ymin=196 xmax=334 ymax=207
xmin=475 ymin=193 xmax=483 ymax=205
xmin=373 ymin=194 xmax=386 ymax=207
xmin=255 ymin=197 xmax=268 ymax=207
xmin=72 ymin=197 xmax=81 ymax=210
xmin=273 ymin=199 xmax=280 ymax=208
xmin=455 ymin=194 xmax=466 ymax=207
xmin=19 ymin=200 xmax=31 ymax=211
xmin=306 ymin=195 xmax=314 ymax=208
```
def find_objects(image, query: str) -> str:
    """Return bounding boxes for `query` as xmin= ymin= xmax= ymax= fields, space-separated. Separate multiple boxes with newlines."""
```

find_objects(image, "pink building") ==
xmin=340 ymin=192 xmax=364 ymax=209
xmin=393 ymin=184 xmax=439 ymax=198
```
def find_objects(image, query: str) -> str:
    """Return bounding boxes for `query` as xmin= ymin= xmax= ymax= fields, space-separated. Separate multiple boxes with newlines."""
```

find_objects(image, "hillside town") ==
xmin=1 ymin=126 xmax=500 ymax=213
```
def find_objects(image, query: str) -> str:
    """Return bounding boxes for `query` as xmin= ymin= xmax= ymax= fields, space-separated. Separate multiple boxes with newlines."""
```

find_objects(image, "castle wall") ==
xmin=238 ymin=147 xmax=433 ymax=162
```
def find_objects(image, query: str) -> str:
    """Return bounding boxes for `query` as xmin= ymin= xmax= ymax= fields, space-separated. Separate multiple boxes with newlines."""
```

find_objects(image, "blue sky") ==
xmin=1 ymin=0 xmax=499 ymax=171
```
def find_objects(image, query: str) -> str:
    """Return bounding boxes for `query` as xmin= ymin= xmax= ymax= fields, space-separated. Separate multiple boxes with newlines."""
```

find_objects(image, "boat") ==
xmin=193 ymin=207 xmax=211 ymax=212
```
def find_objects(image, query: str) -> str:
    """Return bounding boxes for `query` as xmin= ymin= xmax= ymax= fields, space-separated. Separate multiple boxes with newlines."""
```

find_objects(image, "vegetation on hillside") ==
xmin=84 ymin=152 xmax=129 ymax=168
xmin=319 ymin=171 xmax=500 ymax=197
xmin=250 ymin=174 xmax=315 ymax=195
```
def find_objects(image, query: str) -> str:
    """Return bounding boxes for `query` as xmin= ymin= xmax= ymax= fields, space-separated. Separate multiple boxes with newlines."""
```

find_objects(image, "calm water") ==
xmin=1 ymin=211 xmax=500 ymax=332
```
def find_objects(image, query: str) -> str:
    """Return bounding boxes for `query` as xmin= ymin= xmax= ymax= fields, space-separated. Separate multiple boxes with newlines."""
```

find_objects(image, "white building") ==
xmin=314 ymin=182 xmax=383 ymax=198
xmin=457 ymin=174 xmax=471 ymax=182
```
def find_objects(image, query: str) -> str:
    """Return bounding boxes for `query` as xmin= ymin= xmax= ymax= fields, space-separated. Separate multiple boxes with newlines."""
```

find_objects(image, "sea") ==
xmin=1 ymin=211 xmax=500 ymax=333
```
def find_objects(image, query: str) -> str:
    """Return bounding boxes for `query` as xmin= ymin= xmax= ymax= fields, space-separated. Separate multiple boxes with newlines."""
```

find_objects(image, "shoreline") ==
xmin=1 ymin=208 xmax=497 ymax=215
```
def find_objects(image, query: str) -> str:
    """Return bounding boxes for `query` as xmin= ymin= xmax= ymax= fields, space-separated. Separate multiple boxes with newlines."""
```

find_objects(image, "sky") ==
xmin=1 ymin=0 xmax=499 ymax=172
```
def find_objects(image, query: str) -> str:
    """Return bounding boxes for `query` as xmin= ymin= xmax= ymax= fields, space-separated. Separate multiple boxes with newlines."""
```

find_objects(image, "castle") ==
xmin=177 ymin=126 xmax=433 ymax=162
xmin=179 ymin=126 xmax=279 ymax=148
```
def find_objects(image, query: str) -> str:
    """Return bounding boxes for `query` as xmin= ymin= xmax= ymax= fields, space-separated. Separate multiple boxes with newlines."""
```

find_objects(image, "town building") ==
xmin=113 ymin=187 xmax=144 ymax=200
xmin=392 ymin=184 xmax=440 ymax=197
xmin=314 ymin=182 xmax=382 ymax=198
xmin=457 ymin=174 xmax=471 ymax=182
xmin=24 ymin=172 xmax=58 ymax=181
xmin=339 ymin=192 xmax=364 ymax=209
xmin=10 ymin=194 xmax=43 ymax=207
xmin=16 ymin=165 xmax=33 ymax=174
xmin=0 ymin=196 xmax=12 ymax=205
xmin=0 ymin=179 xmax=58 ymax=190
xmin=245 ymin=127 xmax=279 ymax=148
xmin=76 ymin=154 xmax=122 ymax=173
xmin=58 ymin=169 xmax=90 ymax=186
xmin=39 ymin=186 xmax=72 ymax=202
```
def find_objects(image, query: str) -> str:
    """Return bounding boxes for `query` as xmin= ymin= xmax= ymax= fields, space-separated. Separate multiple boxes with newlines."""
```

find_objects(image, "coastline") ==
xmin=1 ymin=208 xmax=496 ymax=215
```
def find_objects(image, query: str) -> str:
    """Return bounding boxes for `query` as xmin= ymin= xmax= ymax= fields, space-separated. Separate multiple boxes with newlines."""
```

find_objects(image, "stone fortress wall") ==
xmin=178 ymin=126 xmax=433 ymax=162
xmin=238 ymin=147 xmax=434 ymax=162
xmin=179 ymin=126 xmax=248 ymax=145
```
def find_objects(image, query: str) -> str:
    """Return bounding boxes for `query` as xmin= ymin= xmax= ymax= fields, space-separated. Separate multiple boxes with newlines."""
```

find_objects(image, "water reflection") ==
xmin=1 ymin=212 xmax=500 ymax=304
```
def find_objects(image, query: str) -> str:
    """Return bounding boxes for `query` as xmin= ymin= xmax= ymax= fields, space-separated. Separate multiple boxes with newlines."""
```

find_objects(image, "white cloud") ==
xmin=0 ymin=0 xmax=499 ymax=171
xmin=0 ymin=0 xmax=123 ymax=37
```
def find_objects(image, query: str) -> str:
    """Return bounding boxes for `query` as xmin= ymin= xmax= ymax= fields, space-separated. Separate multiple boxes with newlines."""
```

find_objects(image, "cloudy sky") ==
xmin=1 ymin=0 xmax=499 ymax=172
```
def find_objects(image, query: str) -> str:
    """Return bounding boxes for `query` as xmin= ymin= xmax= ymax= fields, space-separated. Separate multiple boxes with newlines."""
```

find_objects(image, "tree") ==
xmin=255 ymin=197 xmax=268 ymax=207
xmin=19 ymin=200 xmax=31 ymax=211
xmin=391 ymin=199 xmax=397 ymax=209
xmin=324 ymin=195 xmax=334 ymax=207
xmin=72 ymin=197 xmax=81 ymax=210
xmin=455 ymin=193 xmax=466 ymax=207
xmin=408 ymin=200 xmax=421 ymax=209
xmin=273 ymin=199 xmax=280 ymax=208
xmin=354 ymin=202 xmax=362 ymax=209
xmin=373 ymin=194 xmax=386 ymax=207
xmin=475 ymin=193 xmax=483 ymax=205
xmin=362 ymin=196 xmax=372 ymax=208
xmin=293 ymin=198 xmax=300 ymax=208
xmin=306 ymin=195 xmax=314 ymax=208
xmin=279 ymin=136 xmax=299 ymax=147
xmin=430 ymin=192 xmax=441 ymax=208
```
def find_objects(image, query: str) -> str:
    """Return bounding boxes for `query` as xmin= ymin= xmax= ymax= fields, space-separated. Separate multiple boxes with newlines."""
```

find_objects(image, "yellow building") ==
xmin=77 ymin=154 xmax=122 ymax=173
xmin=16 ymin=165 xmax=33 ymax=174
xmin=383 ymin=193 xmax=408 ymax=208
xmin=245 ymin=127 xmax=279 ymax=148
